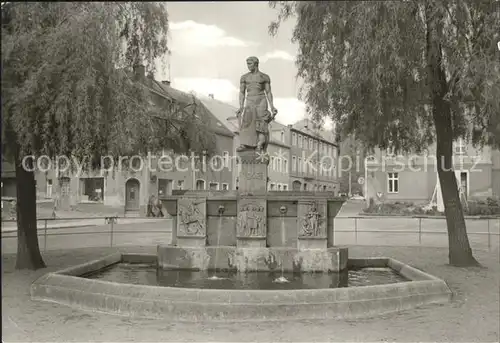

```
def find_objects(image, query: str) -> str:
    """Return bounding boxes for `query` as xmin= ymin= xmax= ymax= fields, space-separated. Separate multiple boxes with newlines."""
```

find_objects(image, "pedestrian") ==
xmin=147 ymin=194 xmax=156 ymax=217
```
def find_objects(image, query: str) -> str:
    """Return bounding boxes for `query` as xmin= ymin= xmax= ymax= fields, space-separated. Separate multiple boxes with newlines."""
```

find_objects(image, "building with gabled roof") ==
xmin=5 ymin=67 xmax=236 ymax=217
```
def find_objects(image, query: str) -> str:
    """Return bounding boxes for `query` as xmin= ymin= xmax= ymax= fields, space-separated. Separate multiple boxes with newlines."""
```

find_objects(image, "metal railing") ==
xmin=1 ymin=216 xmax=173 ymax=253
xmin=334 ymin=215 xmax=500 ymax=251
xmin=2 ymin=215 xmax=498 ymax=252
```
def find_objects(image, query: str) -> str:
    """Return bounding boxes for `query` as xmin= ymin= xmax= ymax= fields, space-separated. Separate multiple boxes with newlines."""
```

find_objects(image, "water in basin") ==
xmin=83 ymin=263 xmax=409 ymax=290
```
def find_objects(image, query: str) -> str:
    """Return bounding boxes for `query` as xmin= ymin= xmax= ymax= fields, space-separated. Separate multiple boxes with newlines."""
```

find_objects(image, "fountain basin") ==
xmin=158 ymin=245 xmax=349 ymax=273
xmin=30 ymin=253 xmax=452 ymax=322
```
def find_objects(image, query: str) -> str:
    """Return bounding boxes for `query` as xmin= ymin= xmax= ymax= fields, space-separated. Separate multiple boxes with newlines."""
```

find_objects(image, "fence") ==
xmin=333 ymin=215 xmax=500 ymax=251
xmin=2 ymin=215 xmax=499 ymax=254
xmin=1 ymin=216 xmax=173 ymax=254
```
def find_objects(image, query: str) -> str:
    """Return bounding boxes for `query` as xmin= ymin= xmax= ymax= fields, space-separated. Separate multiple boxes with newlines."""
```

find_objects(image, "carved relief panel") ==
xmin=236 ymin=198 xmax=267 ymax=238
xmin=298 ymin=200 xmax=326 ymax=238
xmin=177 ymin=198 xmax=206 ymax=237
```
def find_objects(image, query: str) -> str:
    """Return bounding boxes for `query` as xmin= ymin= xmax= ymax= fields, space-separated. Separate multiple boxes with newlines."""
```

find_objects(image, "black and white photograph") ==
xmin=2 ymin=1 xmax=499 ymax=342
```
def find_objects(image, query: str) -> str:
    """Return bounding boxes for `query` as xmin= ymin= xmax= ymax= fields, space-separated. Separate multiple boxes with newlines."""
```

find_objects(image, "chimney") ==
xmin=208 ymin=94 xmax=214 ymax=99
xmin=133 ymin=64 xmax=145 ymax=81
xmin=162 ymin=80 xmax=171 ymax=86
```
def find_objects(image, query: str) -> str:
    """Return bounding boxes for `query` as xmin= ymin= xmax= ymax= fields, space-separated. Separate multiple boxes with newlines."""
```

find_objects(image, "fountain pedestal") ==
xmin=237 ymin=150 xmax=269 ymax=193
xmin=158 ymin=147 xmax=348 ymax=272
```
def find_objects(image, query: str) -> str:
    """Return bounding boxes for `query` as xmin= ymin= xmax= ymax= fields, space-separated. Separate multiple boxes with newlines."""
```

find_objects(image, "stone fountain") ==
xmin=158 ymin=56 xmax=347 ymax=274
xmin=29 ymin=56 xmax=452 ymax=322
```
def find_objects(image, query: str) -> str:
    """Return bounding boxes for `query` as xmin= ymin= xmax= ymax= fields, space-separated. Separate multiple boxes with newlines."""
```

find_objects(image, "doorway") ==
xmin=454 ymin=170 xmax=469 ymax=200
xmin=125 ymin=178 xmax=140 ymax=210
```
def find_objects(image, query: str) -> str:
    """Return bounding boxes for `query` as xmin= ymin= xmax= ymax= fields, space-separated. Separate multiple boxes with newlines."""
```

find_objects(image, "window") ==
xmin=280 ymin=131 xmax=285 ymax=142
xmin=277 ymin=184 xmax=282 ymax=191
xmin=277 ymin=158 xmax=282 ymax=172
xmin=269 ymin=183 xmax=276 ymax=191
xmin=292 ymin=156 xmax=297 ymax=171
xmin=298 ymin=135 xmax=303 ymax=148
xmin=283 ymin=159 xmax=288 ymax=173
xmin=298 ymin=158 xmax=302 ymax=173
xmin=270 ymin=156 xmax=275 ymax=171
xmin=323 ymin=185 xmax=327 ymax=191
xmin=223 ymin=151 xmax=230 ymax=168
xmin=454 ymin=138 xmax=466 ymax=155
xmin=209 ymin=182 xmax=219 ymax=190
xmin=158 ymin=178 xmax=172 ymax=197
xmin=80 ymin=177 xmax=104 ymax=202
xmin=222 ymin=183 xmax=229 ymax=191
xmin=283 ymin=184 xmax=288 ymax=191
xmin=292 ymin=133 xmax=297 ymax=145
xmin=195 ymin=179 xmax=205 ymax=190
xmin=176 ymin=180 xmax=185 ymax=190
xmin=303 ymin=183 xmax=308 ymax=191
xmin=46 ymin=179 xmax=53 ymax=198
xmin=387 ymin=173 xmax=399 ymax=193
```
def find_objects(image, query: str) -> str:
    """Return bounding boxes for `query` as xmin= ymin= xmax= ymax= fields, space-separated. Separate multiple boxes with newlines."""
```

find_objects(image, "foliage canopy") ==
xmin=2 ymin=2 xmax=215 ymax=169
xmin=269 ymin=1 xmax=500 ymax=154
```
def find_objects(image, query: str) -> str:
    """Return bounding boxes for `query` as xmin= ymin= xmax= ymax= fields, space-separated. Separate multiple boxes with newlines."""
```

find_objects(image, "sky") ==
xmin=154 ymin=2 xmax=331 ymax=128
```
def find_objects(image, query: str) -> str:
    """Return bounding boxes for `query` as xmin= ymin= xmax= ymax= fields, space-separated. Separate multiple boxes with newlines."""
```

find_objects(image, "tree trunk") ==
xmin=426 ymin=10 xmax=479 ymax=267
xmin=14 ymin=151 xmax=46 ymax=270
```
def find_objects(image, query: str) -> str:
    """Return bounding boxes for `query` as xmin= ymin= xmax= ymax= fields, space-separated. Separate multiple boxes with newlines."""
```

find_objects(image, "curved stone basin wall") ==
xmin=30 ymin=253 xmax=452 ymax=322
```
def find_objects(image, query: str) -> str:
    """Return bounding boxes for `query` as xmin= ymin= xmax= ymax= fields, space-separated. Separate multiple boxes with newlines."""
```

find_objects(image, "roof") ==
xmin=292 ymin=118 xmax=337 ymax=146
xmin=198 ymin=96 xmax=239 ymax=133
xmin=150 ymin=81 xmax=234 ymax=138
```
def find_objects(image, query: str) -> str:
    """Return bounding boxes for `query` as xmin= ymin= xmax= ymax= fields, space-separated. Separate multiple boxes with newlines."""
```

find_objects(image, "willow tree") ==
xmin=270 ymin=1 xmax=500 ymax=266
xmin=2 ymin=2 xmax=214 ymax=270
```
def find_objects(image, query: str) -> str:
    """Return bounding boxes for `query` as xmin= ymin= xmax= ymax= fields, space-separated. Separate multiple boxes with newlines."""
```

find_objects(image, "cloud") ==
xmin=171 ymin=77 xmax=239 ymax=103
xmin=261 ymin=50 xmax=295 ymax=63
xmin=169 ymin=20 xmax=257 ymax=52
xmin=273 ymin=98 xmax=307 ymax=125
xmin=323 ymin=118 xmax=334 ymax=130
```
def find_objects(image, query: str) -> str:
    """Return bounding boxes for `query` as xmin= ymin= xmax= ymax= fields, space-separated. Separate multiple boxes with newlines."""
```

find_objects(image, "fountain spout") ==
xmin=275 ymin=205 xmax=289 ymax=284
xmin=209 ymin=204 xmax=226 ymax=280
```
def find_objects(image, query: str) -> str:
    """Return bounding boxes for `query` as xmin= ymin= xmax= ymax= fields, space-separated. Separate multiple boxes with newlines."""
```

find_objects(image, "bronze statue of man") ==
xmin=236 ymin=56 xmax=278 ymax=153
